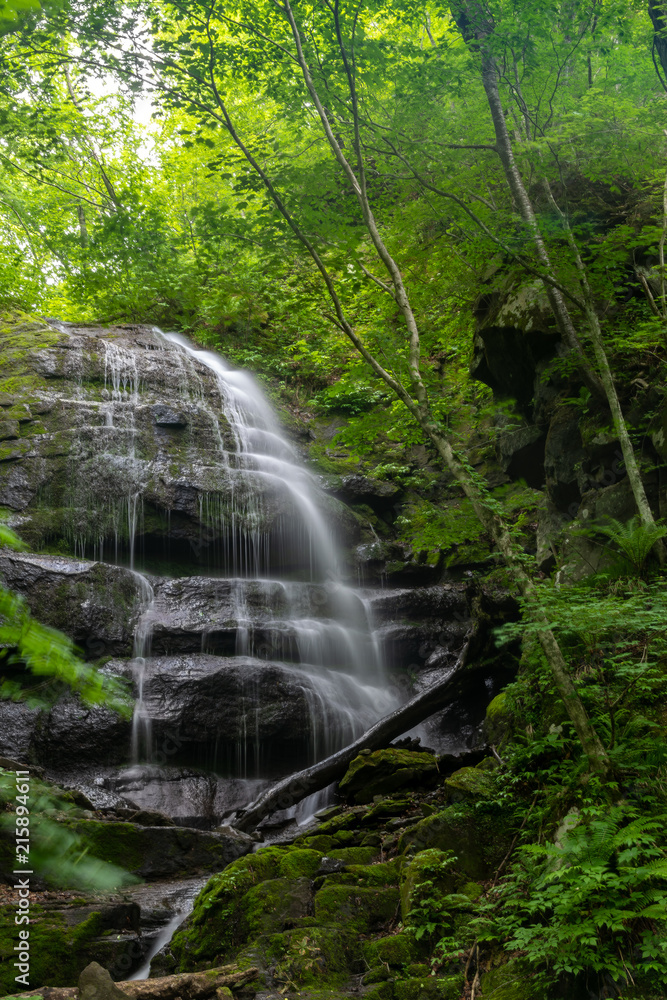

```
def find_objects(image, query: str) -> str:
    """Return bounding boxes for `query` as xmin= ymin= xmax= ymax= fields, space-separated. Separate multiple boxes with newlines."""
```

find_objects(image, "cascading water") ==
xmin=118 ymin=330 xmax=398 ymax=809
xmin=130 ymin=571 xmax=156 ymax=764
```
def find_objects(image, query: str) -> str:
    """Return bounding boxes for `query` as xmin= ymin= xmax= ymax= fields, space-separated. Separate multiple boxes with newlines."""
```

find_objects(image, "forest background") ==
xmin=2 ymin=0 xmax=667 ymax=998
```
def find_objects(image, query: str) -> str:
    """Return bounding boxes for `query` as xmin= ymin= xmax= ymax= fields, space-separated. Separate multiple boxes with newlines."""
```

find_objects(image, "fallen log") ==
xmin=234 ymin=634 xmax=477 ymax=832
xmin=5 ymin=961 xmax=260 ymax=1000
xmin=115 ymin=965 xmax=259 ymax=999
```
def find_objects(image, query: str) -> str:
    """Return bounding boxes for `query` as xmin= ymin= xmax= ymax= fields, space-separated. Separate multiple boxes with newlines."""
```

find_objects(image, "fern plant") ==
xmin=586 ymin=516 xmax=667 ymax=579
xmin=473 ymin=803 xmax=667 ymax=992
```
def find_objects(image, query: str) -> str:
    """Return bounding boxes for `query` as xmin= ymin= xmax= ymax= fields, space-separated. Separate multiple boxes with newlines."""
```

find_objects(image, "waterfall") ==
xmin=114 ymin=330 xmax=398 ymax=790
xmin=130 ymin=571 xmax=156 ymax=763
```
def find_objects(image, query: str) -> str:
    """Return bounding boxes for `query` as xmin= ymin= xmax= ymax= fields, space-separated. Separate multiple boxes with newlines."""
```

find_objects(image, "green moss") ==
xmin=485 ymin=690 xmax=514 ymax=744
xmin=0 ymin=315 xmax=65 ymax=394
xmin=0 ymin=906 xmax=105 ymax=992
xmin=170 ymin=847 xmax=289 ymax=969
xmin=362 ymin=798 xmax=413 ymax=822
xmin=338 ymin=859 xmax=403 ymax=886
xmin=270 ymin=926 xmax=359 ymax=988
xmin=393 ymin=978 xmax=442 ymax=1000
xmin=297 ymin=834 xmax=339 ymax=852
xmin=462 ymin=881 xmax=483 ymax=901
xmin=339 ymin=749 xmax=438 ymax=804
xmin=242 ymin=877 xmax=312 ymax=939
xmin=363 ymin=984 xmax=395 ymax=1000
xmin=278 ymin=848 xmax=323 ymax=879
xmin=443 ymin=766 xmax=496 ymax=801
xmin=327 ymin=846 xmax=377 ymax=865
xmin=398 ymin=803 xmax=513 ymax=880
xmin=314 ymin=884 xmax=399 ymax=934
xmin=400 ymin=849 xmax=459 ymax=922
xmin=363 ymin=932 xmax=421 ymax=968
xmin=479 ymin=961 xmax=538 ymax=1000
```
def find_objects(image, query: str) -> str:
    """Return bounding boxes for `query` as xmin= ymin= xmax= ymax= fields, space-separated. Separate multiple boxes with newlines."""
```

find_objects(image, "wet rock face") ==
xmin=0 ymin=322 xmax=359 ymax=576
xmin=0 ymin=551 xmax=145 ymax=657
xmin=471 ymin=277 xmax=560 ymax=405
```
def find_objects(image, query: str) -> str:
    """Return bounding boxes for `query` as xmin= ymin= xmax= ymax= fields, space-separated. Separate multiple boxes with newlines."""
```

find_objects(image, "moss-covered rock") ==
xmin=400 ymin=848 xmax=460 ymax=921
xmin=443 ymin=765 xmax=496 ymax=802
xmin=0 ymin=904 xmax=139 ymax=993
xmin=278 ymin=848 xmax=324 ymax=880
xmin=398 ymin=802 xmax=513 ymax=880
xmin=479 ymin=961 xmax=539 ymax=999
xmin=314 ymin=884 xmax=399 ymax=934
xmin=338 ymin=749 xmax=438 ymax=804
xmin=167 ymin=846 xmax=288 ymax=970
xmin=298 ymin=834 xmax=339 ymax=852
xmin=484 ymin=690 xmax=514 ymax=745
xmin=327 ymin=846 xmax=377 ymax=865
xmin=65 ymin=818 xmax=251 ymax=880
xmin=363 ymin=932 xmax=421 ymax=968
xmin=269 ymin=926 xmax=359 ymax=988
xmin=362 ymin=798 xmax=414 ymax=822
xmin=393 ymin=977 xmax=442 ymax=999
xmin=338 ymin=859 xmax=403 ymax=886
xmin=363 ymin=984 xmax=395 ymax=1000
xmin=242 ymin=876 xmax=312 ymax=938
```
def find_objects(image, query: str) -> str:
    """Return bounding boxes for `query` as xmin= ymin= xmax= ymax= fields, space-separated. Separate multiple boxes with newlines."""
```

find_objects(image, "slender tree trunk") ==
xmin=649 ymin=1 xmax=667 ymax=86
xmin=453 ymin=3 xmax=659 ymax=547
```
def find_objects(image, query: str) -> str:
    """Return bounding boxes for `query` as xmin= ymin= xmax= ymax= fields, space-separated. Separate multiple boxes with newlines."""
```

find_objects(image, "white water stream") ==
xmin=124 ymin=331 xmax=398 ymax=779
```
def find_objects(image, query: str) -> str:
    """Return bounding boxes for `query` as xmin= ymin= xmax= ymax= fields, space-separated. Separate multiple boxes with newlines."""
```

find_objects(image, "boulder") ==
xmin=14 ymin=653 xmax=390 ymax=773
xmin=398 ymin=801 xmax=513 ymax=880
xmin=544 ymin=405 xmax=586 ymax=511
xmin=471 ymin=277 xmax=561 ymax=404
xmin=338 ymin=749 xmax=439 ymax=804
xmin=79 ymin=963 xmax=128 ymax=1000
xmin=63 ymin=818 xmax=253 ymax=879
xmin=0 ymin=552 xmax=146 ymax=658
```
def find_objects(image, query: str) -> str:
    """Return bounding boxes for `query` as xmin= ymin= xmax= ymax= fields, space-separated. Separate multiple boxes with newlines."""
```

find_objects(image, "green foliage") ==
xmin=0 ymin=523 xmax=131 ymax=713
xmin=403 ymin=851 xmax=460 ymax=942
xmin=0 ymin=769 xmax=137 ymax=890
xmin=474 ymin=803 xmax=667 ymax=988
xmin=579 ymin=517 xmax=667 ymax=580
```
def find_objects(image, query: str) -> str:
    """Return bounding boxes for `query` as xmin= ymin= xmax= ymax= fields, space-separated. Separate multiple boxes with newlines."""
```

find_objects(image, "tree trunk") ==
xmin=649 ymin=1 xmax=667 ymax=84
xmin=13 ymin=964 xmax=260 ymax=1000
xmin=452 ymin=3 xmax=659 ymax=545
xmin=234 ymin=637 xmax=476 ymax=831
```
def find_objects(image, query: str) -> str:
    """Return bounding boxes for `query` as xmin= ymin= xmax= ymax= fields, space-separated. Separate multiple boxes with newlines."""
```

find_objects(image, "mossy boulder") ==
xmin=484 ymin=690 xmax=514 ymax=745
xmin=338 ymin=749 xmax=438 ymax=804
xmin=443 ymin=765 xmax=496 ymax=802
xmin=327 ymin=846 xmax=377 ymax=865
xmin=338 ymin=859 xmax=403 ymax=887
xmin=269 ymin=926 xmax=359 ymax=988
xmin=278 ymin=848 xmax=324 ymax=880
xmin=167 ymin=846 xmax=288 ymax=970
xmin=400 ymin=848 xmax=460 ymax=921
xmin=314 ymin=884 xmax=399 ymax=934
xmin=363 ymin=933 xmax=421 ymax=968
xmin=362 ymin=798 xmax=413 ymax=822
xmin=298 ymin=834 xmax=339 ymax=852
xmin=398 ymin=803 xmax=513 ymax=881
xmin=65 ymin=818 xmax=251 ymax=880
xmin=364 ymin=984 xmax=395 ymax=1000
xmin=393 ymin=977 xmax=442 ymax=999
xmin=242 ymin=877 xmax=312 ymax=938
xmin=479 ymin=961 xmax=539 ymax=999
xmin=0 ymin=905 xmax=137 ymax=993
